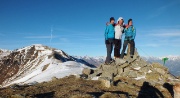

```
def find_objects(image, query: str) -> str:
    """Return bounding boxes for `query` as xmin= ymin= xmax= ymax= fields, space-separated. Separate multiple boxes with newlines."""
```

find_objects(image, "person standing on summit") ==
xmin=114 ymin=17 xmax=124 ymax=59
xmin=120 ymin=19 xmax=136 ymax=59
xmin=104 ymin=17 xmax=115 ymax=64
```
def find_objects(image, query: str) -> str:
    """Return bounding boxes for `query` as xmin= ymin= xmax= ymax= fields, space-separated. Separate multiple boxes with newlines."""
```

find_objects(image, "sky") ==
xmin=0 ymin=0 xmax=180 ymax=57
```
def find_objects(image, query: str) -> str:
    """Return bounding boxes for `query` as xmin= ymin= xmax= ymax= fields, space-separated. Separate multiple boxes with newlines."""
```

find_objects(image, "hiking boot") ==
xmin=110 ymin=59 xmax=115 ymax=63
xmin=114 ymin=56 xmax=120 ymax=59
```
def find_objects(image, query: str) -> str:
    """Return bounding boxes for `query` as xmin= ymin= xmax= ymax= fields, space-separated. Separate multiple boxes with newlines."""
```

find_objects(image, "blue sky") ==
xmin=0 ymin=0 xmax=180 ymax=57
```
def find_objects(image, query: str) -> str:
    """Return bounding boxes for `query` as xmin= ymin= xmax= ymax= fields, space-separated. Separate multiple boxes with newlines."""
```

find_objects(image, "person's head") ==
xmin=128 ymin=18 xmax=133 ymax=26
xmin=110 ymin=17 xmax=115 ymax=24
xmin=117 ymin=17 xmax=124 ymax=25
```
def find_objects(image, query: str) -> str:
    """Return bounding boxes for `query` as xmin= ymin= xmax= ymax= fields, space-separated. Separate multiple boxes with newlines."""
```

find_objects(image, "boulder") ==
xmin=117 ymin=67 xmax=123 ymax=75
xmin=124 ymin=67 xmax=131 ymax=73
xmin=99 ymin=77 xmax=112 ymax=88
xmin=155 ymin=68 xmax=167 ymax=75
xmin=128 ymin=71 xmax=137 ymax=78
xmin=152 ymin=63 xmax=168 ymax=71
xmin=51 ymin=76 xmax=58 ymax=81
xmin=100 ymin=92 xmax=120 ymax=98
xmin=100 ymin=64 xmax=118 ymax=78
xmin=174 ymin=83 xmax=180 ymax=98
xmin=121 ymin=71 xmax=129 ymax=77
xmin=146 ymin=72 xmax=161 ymax=83
xmin=115 ymin=58 xmax=126 ymax=65
xmin=139 ymin=66 xmax=151 ymax=73
xmin=137 ymin=72 xmax=145 ymax=77
xmin=101 ymin=71 xmax=114 ymax=80
xmin=119 ymin=63 xmax=129 ymax=68
xmin=82 ymin=68 xmax=94 ymax=75
xmin=135 ymin=79 xmax=147 ymax=87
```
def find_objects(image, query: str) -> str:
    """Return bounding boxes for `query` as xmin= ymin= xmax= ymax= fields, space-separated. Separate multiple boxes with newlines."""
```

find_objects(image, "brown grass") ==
xmin=100 ymin=92 xmax=119 ymax=98
xmin=0 ymin=75 xmax=174 ymax=98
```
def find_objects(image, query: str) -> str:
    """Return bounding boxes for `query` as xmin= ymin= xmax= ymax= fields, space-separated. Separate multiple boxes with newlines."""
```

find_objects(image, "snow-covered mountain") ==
xmin=0 ymin=44 xmax=95 ymax=87
xmin=0 ymin=45 xmax=179 ymax=88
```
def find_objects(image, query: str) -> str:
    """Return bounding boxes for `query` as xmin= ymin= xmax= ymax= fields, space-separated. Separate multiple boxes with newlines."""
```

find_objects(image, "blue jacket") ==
xmin=104 ymin=24 xmax=115 ymax=40
xmin=124 ymin=25 xmax=136 ymax=40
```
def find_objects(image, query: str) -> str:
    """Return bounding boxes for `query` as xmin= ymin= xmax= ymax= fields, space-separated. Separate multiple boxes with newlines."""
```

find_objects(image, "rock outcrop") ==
xmin=82 ymin=49 xmax=180 ymax=97
xmin=174 ymin=83 xmax=180 ymax=98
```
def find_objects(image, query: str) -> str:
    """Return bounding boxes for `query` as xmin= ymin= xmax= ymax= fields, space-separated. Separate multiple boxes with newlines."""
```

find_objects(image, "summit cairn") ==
xmin=82 ymin=49 xmax=180 ymax=97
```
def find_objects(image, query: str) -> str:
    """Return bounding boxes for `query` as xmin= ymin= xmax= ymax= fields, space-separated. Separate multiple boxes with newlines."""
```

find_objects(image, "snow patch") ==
xmin=133 ymin=67 xmax=141 ymax=70
xmin=91 ymin=77 xmax=99 ymax=80
xmin=148 ymin=70 xmax=152 ymax=73
xmin=134 ymin=76 xmax=146 ymax=80
xmin=3 ymin=61 xmax=89 ymax=87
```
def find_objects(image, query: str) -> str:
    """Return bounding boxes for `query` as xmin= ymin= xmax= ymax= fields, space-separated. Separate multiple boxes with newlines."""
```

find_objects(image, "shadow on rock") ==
xmin=34 ymin=91 xmax=55 ymax=98
xmin=163 ymin=83 xmax=174 ymax=97
xmin=88 ymin=91 xmax=129 ymax=97
xmin=137 ymin=82 xmax=164 ymax=98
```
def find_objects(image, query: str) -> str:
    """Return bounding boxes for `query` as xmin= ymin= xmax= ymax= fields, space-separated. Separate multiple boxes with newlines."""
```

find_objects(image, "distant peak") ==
xmin=0 ymin=49 xmax=11 ymax=52
xmin=31 ymin=44 xmax=43 ymax=47
xmin=16 ymin=44 xmax=50 ymax=52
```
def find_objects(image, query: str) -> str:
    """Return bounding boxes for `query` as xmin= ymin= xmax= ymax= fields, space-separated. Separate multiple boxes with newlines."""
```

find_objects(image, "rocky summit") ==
xmin=82 ymin=50 xmax=180 ymax=98
xmin=0 ymin=46 xmax=180 ymax=98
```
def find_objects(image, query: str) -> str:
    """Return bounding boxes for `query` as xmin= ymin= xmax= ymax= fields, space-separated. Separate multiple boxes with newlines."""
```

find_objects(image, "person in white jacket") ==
xmin=114 ymin=17 xmax=124 ymax=58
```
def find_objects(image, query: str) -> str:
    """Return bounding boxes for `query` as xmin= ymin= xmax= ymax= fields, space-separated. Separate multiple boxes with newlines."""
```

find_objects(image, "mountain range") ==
xmin=0 ymin=44 xmax=179 ymax=88
xmin=0 ymin=44 xmax=179 ymax=97
xmin=75 ymin=55 xmax=180 ymax=76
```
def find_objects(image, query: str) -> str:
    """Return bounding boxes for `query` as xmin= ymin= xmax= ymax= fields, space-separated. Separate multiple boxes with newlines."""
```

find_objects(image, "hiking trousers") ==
xmin=120 ymin=39 xmax=135 ymax=58
xmin=114 ymin=39 xmax=121 ymax=58
xmin=105 ymin=38 xmax=114 ymax=63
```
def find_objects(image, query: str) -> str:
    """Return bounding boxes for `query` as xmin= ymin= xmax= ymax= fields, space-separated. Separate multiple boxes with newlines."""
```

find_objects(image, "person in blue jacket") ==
xmin=104 ymin=17 xmax=115 ymax=64
xmin=120 ymin=18 xmax=136 ymax=59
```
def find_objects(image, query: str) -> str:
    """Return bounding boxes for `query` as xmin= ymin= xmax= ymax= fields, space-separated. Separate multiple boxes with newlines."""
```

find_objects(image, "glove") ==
xmin=105 ymin=40 xmax=110 ymax=44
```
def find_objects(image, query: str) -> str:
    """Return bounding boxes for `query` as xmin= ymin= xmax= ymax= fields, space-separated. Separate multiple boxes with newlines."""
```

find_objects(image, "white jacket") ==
xmin=115 ymin=25 xmax=124 ymax=39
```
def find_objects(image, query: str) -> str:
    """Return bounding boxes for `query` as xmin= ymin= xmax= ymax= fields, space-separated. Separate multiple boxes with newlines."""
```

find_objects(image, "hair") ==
xmin=128 ymin=18 xmax=132 ymax=25
xmin=110 ymin=17 xmax=115 ymax=22
xmin=118 ymin=19 xmax=124 ymax=24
